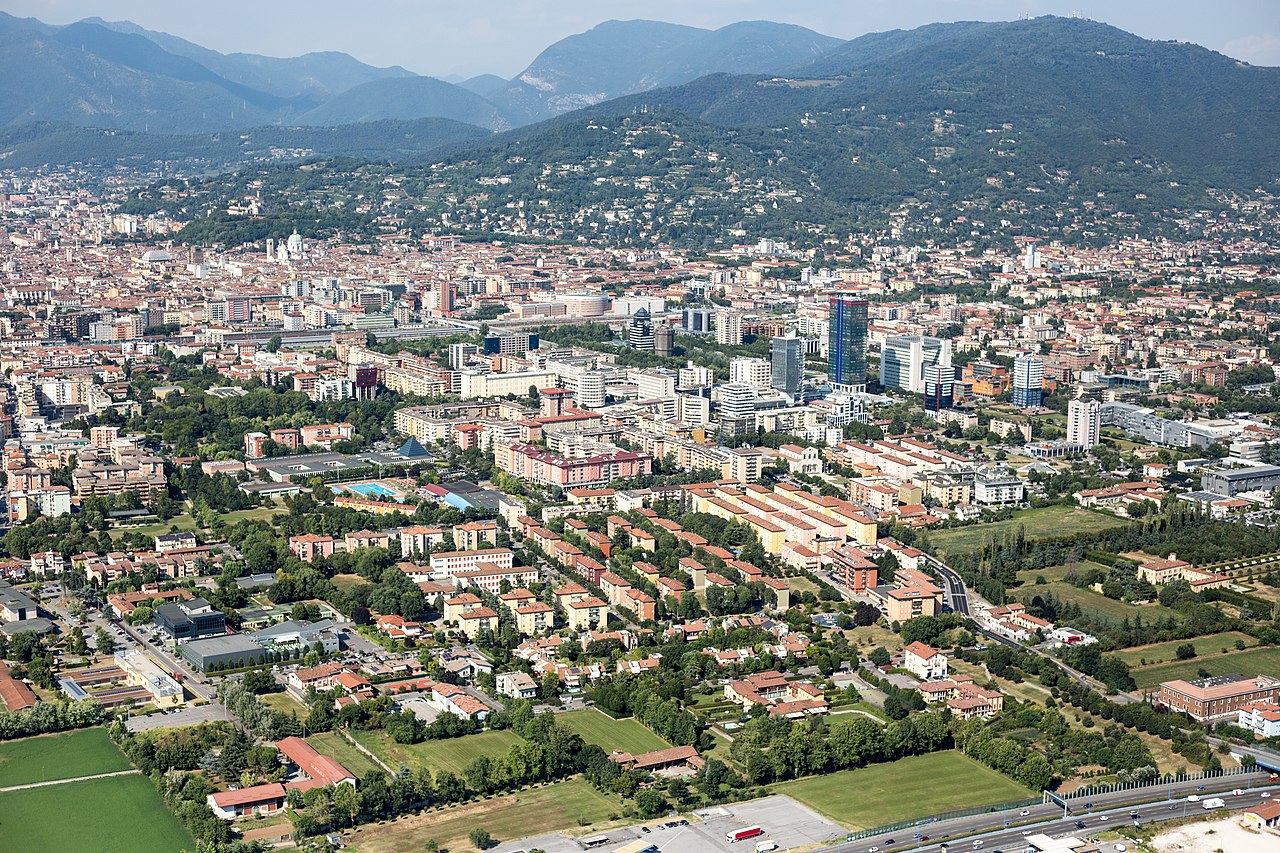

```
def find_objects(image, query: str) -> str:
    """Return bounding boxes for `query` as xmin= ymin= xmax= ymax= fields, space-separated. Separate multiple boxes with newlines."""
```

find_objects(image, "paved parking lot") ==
xmin=491 ymin=795 xmax=842 ymax=853
xmin=125 ymin=702 xmax=231 ymax=732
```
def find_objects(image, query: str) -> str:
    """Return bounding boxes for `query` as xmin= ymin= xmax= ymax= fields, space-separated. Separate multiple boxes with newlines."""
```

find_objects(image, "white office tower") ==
xmin=1012 ymin=355 xmax=1044 ymax=409
xmin=574 ymin=371 xmax=606 ymax=409
xmin=881 ymin=335 xmax=952 ymax=393
xmin=718 ymin=383 xmax=757 ymax=436
xmin=716 ymin=310 xmax=744 ymax=346
xmin=730 ymin=357 xmax=772 ymax=390
xmin=1023 ymin=243 xmax=1041 ymax=271
xmin=679 ymin=362 xmax=713 ymax=389
xmin=1068 ymin=398 xmax=1101 ymax=449
xmin=634 ymin=368 xmax=677 ymax=400
xmin=678 ymin=394 xmax=711 ymax=426
xmin=449 ymin=343 xmax=478 ymax=370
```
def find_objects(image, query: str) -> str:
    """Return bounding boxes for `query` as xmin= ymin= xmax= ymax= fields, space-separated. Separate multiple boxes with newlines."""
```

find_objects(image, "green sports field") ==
xmin=0 ymin=774 xmax=192 ymax=853
xmin=0 ymin=728 xmax=130 ymax=788
xmin=772 ymin=751 xmax=1034 ymax=829
xmin=928 ymin=506 xmax=1129 ymax=558
xmin=349 ymin=728 xmax=525 ymax=777
xmin=556 ymin=710 xmax=672 ymax=755
xmin=1130 ymin=646 xmax=1280 ymax=689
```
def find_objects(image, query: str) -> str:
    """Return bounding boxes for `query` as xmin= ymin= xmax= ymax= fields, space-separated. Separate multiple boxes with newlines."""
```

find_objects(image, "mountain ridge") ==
xmin=493 ymin=19 xmax=844 ymax=124
xmin=129 ymin=17 xmax=1280 ymax=252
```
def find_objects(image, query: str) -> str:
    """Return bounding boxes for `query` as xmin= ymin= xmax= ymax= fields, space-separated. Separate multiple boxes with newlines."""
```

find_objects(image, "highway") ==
xmin=835 ymin=773 xmax=1277 ymax=853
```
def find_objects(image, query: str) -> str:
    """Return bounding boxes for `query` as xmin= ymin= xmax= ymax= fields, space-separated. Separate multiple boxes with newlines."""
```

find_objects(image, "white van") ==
xmin=755 ymin=842 xmax=779 ymax=853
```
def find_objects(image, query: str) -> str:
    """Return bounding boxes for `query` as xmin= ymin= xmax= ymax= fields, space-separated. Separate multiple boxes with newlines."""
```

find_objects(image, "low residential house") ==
xmin=208 ymin=783 xmax=287 ymax=820
xmin=332 ymin=671 xmax=374 ymax=699
xmin=918 ymin=675 xmax=1005 ymax=719
xmin=495 ymin=671 xmax=539 ymax=700
xmin=374 ymin=614 xmax=423 ymax=640
xmin=985 ymin=602 xmax=1052 ymax=641
xmin=437 ymin=649 xmax=493 ymax=682
xmin=432 ymin=683 xmax=490 ymax=720
xmin=903 ymin=642 xmax=949 ymax=680
xmin=724 ymin=670 xmax=828 ymax=718
xmin=287 ymin=662 xmax=354 ymax=693
xmin=616 ymin=656 xmax=662 ymax=676
xmin=106 ymin=587 xmax=194 ymax=619
xmin=154 ymin=532 xmax=198 ymax=553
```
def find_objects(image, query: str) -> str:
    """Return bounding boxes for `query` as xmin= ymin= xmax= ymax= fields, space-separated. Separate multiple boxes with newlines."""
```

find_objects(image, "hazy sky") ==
xmin=6 ymin=0 xmax=1279 ymax=77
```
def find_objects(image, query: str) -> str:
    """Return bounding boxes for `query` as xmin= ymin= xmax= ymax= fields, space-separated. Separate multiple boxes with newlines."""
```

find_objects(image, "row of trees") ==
xmin=0 ymin=698 xmax=106 ymax=741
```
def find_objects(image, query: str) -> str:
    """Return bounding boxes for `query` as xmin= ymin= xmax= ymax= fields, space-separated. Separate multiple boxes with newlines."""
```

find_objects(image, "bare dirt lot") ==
xmin=1151 ymin=815 xmax=1280 ymax=853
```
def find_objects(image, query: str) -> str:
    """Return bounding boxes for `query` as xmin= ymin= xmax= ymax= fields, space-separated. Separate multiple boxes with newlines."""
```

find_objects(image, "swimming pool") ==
xmin=346 ymin=482 xmax=399 ymax=500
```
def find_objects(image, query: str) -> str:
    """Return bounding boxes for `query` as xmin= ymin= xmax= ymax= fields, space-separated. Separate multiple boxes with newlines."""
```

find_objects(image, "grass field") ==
xmin=557 ymin=710 xmax=672 ymax=755
xmin=1016 ymin=561 xmax=1110 ymax=586
xmin=1011 ymin=581 xmax=1184 ymax=625
xmin=307 ymin=731 xmax=383 ymax=778
xmin=260 ymin=691 xmax=308 ymax=717
xmin=331 ymin=573 xmax=368 ymax=592
xmin=1111 ymin=631 xmax=1257 ymax=668
xmin=1130 ymin=646 xmax=1280 ymax=689
xmin=343 ymin=777 xmax=622 ymax=853
xmin=772 ymin=751 xmax=1034 ymax=829
xmin=0 ymin=774 xmax=192 ymax=852
xmin=110 ymin=506 xmax=282 ymax=540
xmin=843 ymin=623 xmax=906 ymax=653
xmin=928 ymin=506 xmax=1130 ymax=557
xmin=350 ymin=728 xmax=525 ymax=778
xmin=0 ymin=728 xmax=130 ymax=788
xmin=786 ymin=576 xmax=821 ymax=595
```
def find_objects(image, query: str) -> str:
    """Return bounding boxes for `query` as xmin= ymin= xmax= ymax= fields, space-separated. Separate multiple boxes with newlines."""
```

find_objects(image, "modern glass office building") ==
xmin=827 ymin=294 xmax=868 ymax=391
xmin=1012 ymin=355 xmax=1044 ymax=408
xmin=771 ymin=332 xmax=804 ymax=398
xmin=923 ymin=364 xmax=955 ymax=411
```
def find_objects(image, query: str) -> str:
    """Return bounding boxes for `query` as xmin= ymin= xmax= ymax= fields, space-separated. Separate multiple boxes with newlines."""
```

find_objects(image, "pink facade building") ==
xmin=494 ymin=442 xmax=652 ymax=487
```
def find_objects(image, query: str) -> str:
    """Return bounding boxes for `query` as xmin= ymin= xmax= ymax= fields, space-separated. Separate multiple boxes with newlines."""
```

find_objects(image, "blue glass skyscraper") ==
xmin=828 ymin=294 xmax=868 ymax=392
